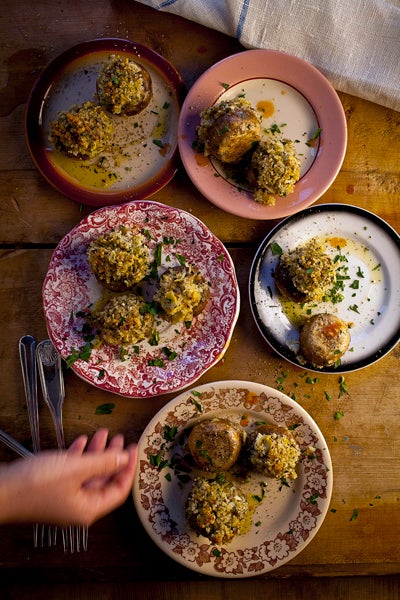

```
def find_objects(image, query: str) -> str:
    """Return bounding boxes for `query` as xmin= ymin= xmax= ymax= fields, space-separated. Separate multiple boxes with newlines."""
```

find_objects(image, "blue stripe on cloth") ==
xmin=236 ymin=0 xmax=251 ymax=39
xmin=158 ymin=0 xmax=179 ymax=8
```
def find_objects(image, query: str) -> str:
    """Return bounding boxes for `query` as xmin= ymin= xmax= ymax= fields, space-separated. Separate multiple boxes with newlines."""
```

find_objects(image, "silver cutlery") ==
xmin=0 ymin=428 xmax=33 ymax=458
xmin=36 ymin=339 xmax=88 ymax=552
xmin=19 ymin=335 xmax=55 ymax=547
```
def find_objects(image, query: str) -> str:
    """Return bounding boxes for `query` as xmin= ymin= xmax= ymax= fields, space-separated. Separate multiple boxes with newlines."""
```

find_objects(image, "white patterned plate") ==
xmin=42 ymin=201 xmax=239 ymax=398
xmin=133 ymin=380 xmax=332 ymax=577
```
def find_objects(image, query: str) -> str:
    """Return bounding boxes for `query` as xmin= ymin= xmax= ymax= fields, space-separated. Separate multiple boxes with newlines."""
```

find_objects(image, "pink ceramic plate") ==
xmin=133 ymin=381 xmax=332 ymax=578
xmin=178 ymin=49 xmax=347 ymax=220
xmin=42 ymin=201 xmax=240 ymax=398
xmin=26 ymin=39 xmax=185 ymax=206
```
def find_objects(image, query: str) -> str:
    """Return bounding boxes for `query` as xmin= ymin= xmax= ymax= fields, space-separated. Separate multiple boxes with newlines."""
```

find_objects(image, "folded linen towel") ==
xmin=136 ymin=0 xmax=400 ymax=112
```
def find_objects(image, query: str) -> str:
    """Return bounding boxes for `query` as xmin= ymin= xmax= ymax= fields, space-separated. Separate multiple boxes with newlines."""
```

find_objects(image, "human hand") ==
xmin=0 ymin=429 xmax=137 ymax=526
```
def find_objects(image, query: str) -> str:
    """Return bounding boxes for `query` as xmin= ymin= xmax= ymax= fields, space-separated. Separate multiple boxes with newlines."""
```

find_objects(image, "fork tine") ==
xmin=75 ymin=526 xmax=80 ymax=553
xmin=68 ymin=526 xmax=75 ymax=553
xmin=82 ymin=525 xmax=88 ymax=551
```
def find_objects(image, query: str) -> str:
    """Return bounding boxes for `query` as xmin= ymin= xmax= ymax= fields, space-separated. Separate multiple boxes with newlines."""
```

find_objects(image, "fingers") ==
xmin=77 ymin=449 xmax=131 ymax=483
xmin=69 ymin=429 xmax=126 ymax=454
xmin=82 ymin=444 xmax=138 ymax=523
xmin=67 ymin=434 xmax=88 ymax=455
xmin=85 ymin=428 xmax=110 ymax=452
xmin=107 ymin=444 xmax=138 ymax=490
xmin=106 ymin=433 xmax=125 ymax=451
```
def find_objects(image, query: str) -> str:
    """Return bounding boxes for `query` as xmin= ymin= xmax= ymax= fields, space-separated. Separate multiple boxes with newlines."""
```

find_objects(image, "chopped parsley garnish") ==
xmin=148 ymin=330 xmax=160 ymax=346
xmin=356 ymin=266 xmax=365 ymax=278
xmin=163 ymin=424 xmax=178 ymax=442
xmin=148 ymin=357 xmax=165 ymax=367
xmin=350 ymin=508 xmax=359 ymax=521
xmin=338 ymin=375 xmax=349 ymax=397
xmin=307 ymin=492 xmax=319 ymax=504
xmin=176 ymin=253 xmax=186 ymax=266
xmin=162 ymin=346 xmax=178 ymax=361
xmin=349 ymin=304 xmax=360 ymax=313
xmin=66 ymin=342 xmax=92 ymax=367
xmin=270 ymin=242 xmax=283 ymax=255
xmin=150 ymin=451 xmax=169 ymax=470
xmin=305 ymin=127 xmax=322 ymax=146
xmin=95 ymin=402 xmax=115 ymax=415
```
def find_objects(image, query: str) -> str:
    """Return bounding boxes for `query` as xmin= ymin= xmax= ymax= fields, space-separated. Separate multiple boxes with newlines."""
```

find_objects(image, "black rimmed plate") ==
xmin=25 ymin=38 xmax=185 ymax=206
xmin=249 ymin=204 xmax=400 ymax=372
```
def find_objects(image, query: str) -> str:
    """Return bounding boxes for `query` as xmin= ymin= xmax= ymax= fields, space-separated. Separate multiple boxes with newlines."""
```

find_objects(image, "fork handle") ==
xmin=0 ymin=428 xmax=33 ymax=458
xmin=36 ymin=340 xmax=66 ymax=449
xmin=19 ymin=335 xmax=40 ymax=454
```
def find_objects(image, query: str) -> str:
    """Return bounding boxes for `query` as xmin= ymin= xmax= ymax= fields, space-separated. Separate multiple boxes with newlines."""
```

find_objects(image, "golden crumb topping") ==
xmin=186 ymin=477 xmax=248 ymax=545
xmin=278 ymin=238 xmax=337 ymax=302
xmin=248 ymin=136 xmax=301 ymax=205
xmin=50 ymin=101 xmax=113 ymax=159
xmin=96 ymin=54 xmax=152 ymax=115
xmin=88 ymin=226 xmax=150 ymax=292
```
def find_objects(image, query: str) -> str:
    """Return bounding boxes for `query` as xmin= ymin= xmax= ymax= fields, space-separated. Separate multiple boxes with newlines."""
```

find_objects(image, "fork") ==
xmin=0 ymin=427 xmax=33 ymax=458
xmin=19 ymin=335 xmax=56 ymax=547
xmin=36 ymin=339 xmax=88 ymax=552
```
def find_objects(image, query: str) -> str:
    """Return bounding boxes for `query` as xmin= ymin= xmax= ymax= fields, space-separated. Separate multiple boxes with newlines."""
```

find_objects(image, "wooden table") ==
xmin=1 ymin=1 xmax=399 ymax=598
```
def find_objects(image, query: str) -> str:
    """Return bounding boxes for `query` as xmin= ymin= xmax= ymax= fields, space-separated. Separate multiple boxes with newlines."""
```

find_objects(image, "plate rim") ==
xmin=178 ymin=48 xmax=347 ymax=220
xmin=25 ymin=37 xmax=186 ymax=206
xmin=133 ymin=379 xmax=333 ymax=578
xmin=249 ymin=203 xmax=400 ymax=373
xmin=42 ymin=200 xmax=240 ymax=398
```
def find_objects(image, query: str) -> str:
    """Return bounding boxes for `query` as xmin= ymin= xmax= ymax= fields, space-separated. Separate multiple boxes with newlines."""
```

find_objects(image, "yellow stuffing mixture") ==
xmin=87 ymin=226 xmax=150 ymax=292
xmin=186 ymin=477 xmax=249 ymax=545
xmin=248 ymin=136 xmax=301 ymax=205
xmin=246 ymin=428 xmax=301 ymax=480
xmin=153 ymin=265 xmax=210 ymax=323
xmin=50 ymin=101 xmax=113 ymax=159
xmin=91 ymin=293 xmax=154 ymax=347
xmin=96 ymin=54 xmax=152 ymax=116
xmin=276 ymin=238 xmax=337 ymax=303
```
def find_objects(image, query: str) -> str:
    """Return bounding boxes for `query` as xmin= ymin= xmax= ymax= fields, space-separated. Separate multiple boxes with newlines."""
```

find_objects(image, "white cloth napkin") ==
xmin=136 ymin=0 xmax=400 ymax=112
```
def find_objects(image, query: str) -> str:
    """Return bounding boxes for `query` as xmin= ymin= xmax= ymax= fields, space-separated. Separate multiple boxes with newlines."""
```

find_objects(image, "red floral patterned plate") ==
xmin=42 ymin=201 xmax=240 ymax=398
xmin=133 ymin=380 xmax=332 ymax=577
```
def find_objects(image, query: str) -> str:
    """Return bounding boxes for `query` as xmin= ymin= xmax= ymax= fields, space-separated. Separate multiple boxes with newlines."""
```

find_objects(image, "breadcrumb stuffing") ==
xmin=249 ymin=136 xmax=301 ymax=205
xmin=278 ymin=238 xmax=337 ymax=302
xmin=88 ymin=226 xmax=150 ymax=292
xmin=247 ymin=431 xmax=301 ymax=480
xmin=50 ymin=101 xmax=113 ymax=159
xmin=186 ymin=477 xmax=249 ymax=545
xmin=153 ymin=265 xmax=210 ymax=323
xmin=96 ymin=54 xmax=152 ymax=115
xmin=91 ymin=293 xmax=154 ymax=346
